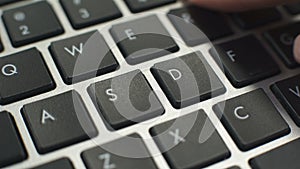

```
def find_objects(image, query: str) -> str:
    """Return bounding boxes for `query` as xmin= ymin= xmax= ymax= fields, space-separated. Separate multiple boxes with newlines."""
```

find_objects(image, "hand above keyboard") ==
xmin=188 ymin=0 xmax=300 ymax=64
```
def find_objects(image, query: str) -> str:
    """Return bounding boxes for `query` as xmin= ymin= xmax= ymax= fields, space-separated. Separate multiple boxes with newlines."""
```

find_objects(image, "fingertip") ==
xmin=293 ymin=35 xmax=300 ymax=63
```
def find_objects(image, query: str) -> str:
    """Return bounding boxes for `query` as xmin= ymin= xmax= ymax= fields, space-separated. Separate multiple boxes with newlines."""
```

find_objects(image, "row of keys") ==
xmin=0 ymin=1 xmax=286 ymax=49
xmin=1 ymin=0 xmax=178 ymax=48
xmin=1 ymin=1 xmax=299 ymax=57
xmin=169 ymin=5 xmax=300 ymax=69
xmin=0 ymin=14 xmax=179 ymax=104
xmin=0 ymin=33 xmax=283 ymax=108
xmin=0 ymin=32 xmax=281 ymax=107
xmin=15 ymin=88 xmax=290 ymax=168
xmin=2 ymin=72 xmax=294 ymax=168
xmin=88 ymin=52 xmax=224 ymax=129
xmin=167 ymin=5 xmax=282 ymax=47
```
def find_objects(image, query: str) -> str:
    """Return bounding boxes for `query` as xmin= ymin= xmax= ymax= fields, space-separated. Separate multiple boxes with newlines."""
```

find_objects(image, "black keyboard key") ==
xmin=0 ymin=48 xmax=55 ymax=105
xmin=89 ymin=70 xmax=164 ymax=130
xmin=60 ymin=0 xmax=122 ymax=29
xmin=151 ymin=111 xmax=230 ymax=169
xmin=272 ymin=74 xmax=300 ymax=126
xmin=264 ymin=22 xmax=300 ymax=68
xmin=0 ymin=111 xmax=27 ymax=168
xmin=50 ymin=31 xmax=118 ymax=84
xmin=22 ymin=91 xmax=97 ymax=154
xmin=125 ymin=0 xmax=176 ymax=13
xmin=284 ymin=3 xmax=300 ymax=15
xmin=211 ymin=35 xmax=280 ymax=88
xmin=151 ymin=52 xmax=225 ymax=109
xmin=82 ymin=134 xmax=157 ymax=169
xmin=32 ymin=158 xmax=74 ymax=169
xmin=3 ymin=1 xmax=64 ymax=47
xmin=214 ymin=89 xmax=290 ymax=151
xmin=232 ymin=8 xmax=281 ymax=30
xmin=168 ymin=5 xmax=233 ymax=46
xmin=110 ymin=15 xmax=179 ymax=65
xmin=250 ymin=138 xmax=300 ymax=169
xmin=0 ymin=0 xmax=18 ymax=6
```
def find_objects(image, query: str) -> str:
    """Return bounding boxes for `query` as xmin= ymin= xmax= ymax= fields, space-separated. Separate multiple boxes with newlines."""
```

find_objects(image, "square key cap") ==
xmin=264 ymin=22 xmax=300 ymax=68
xmin=3 ymin=1 xmax=64 ymax=47
xmin=211 ymin=35 xmax=280 ymax=88
xmin=0 ymin=48 xmax=55 ymax=105
xmin=168 ymin=6 xmax=233 ymax=46
xmin=151 ymin=52 xmax=225 ymax=109
xmin=89 ymin=70 xmax=164 ymax=130
xmin=82 ymin=134 xmax=158 ymax=169
xmin=22 ymin=91 xmax=97 ymax=154
xmin=151 ymin=111 xmax=230 ymax=169
xmin=214 ymin=89 xmax=290 ymax=151
xmin=50 ymin=31 xmax=118 ymax=84
xmin=60 ymin=0 xmax=122 ymax=29
xmin=111 ymin=15 xmax=179 ymax=65
xmin=272 ymin=74 xmax=300 ymax=126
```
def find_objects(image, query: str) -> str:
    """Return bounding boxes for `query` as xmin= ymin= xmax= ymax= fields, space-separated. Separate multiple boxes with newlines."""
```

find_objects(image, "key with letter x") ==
xmin=151 ymin=110 xmax=230 ymax=169
xmin=169 ymin=129 xmax=186 ymax=144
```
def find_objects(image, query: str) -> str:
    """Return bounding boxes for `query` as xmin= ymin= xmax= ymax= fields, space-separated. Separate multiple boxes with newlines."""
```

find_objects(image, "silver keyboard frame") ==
xmin=1 ymin=0 xmax=300 ymax=168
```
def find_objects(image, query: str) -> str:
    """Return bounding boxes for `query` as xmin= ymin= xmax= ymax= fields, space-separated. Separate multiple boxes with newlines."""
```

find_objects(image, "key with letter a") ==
xmin=272 ymin=74 xmax=300 ymax=126
xmin=22 ymin=91 xmax=97 ymax=154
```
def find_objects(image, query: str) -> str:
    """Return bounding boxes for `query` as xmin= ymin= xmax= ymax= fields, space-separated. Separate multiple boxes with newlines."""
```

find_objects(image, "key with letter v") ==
xmin=272 ymin=74 xmax=300 ymax=126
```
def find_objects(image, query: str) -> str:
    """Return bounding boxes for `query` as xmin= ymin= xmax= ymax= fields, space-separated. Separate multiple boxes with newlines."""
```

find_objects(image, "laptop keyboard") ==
xmin=1 ymin=0 xmax=300 ymax=169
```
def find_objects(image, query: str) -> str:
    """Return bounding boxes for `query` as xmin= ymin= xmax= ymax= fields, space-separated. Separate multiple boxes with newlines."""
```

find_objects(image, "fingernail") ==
xmin=293 ymin=35 xmax=300 ymax=63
